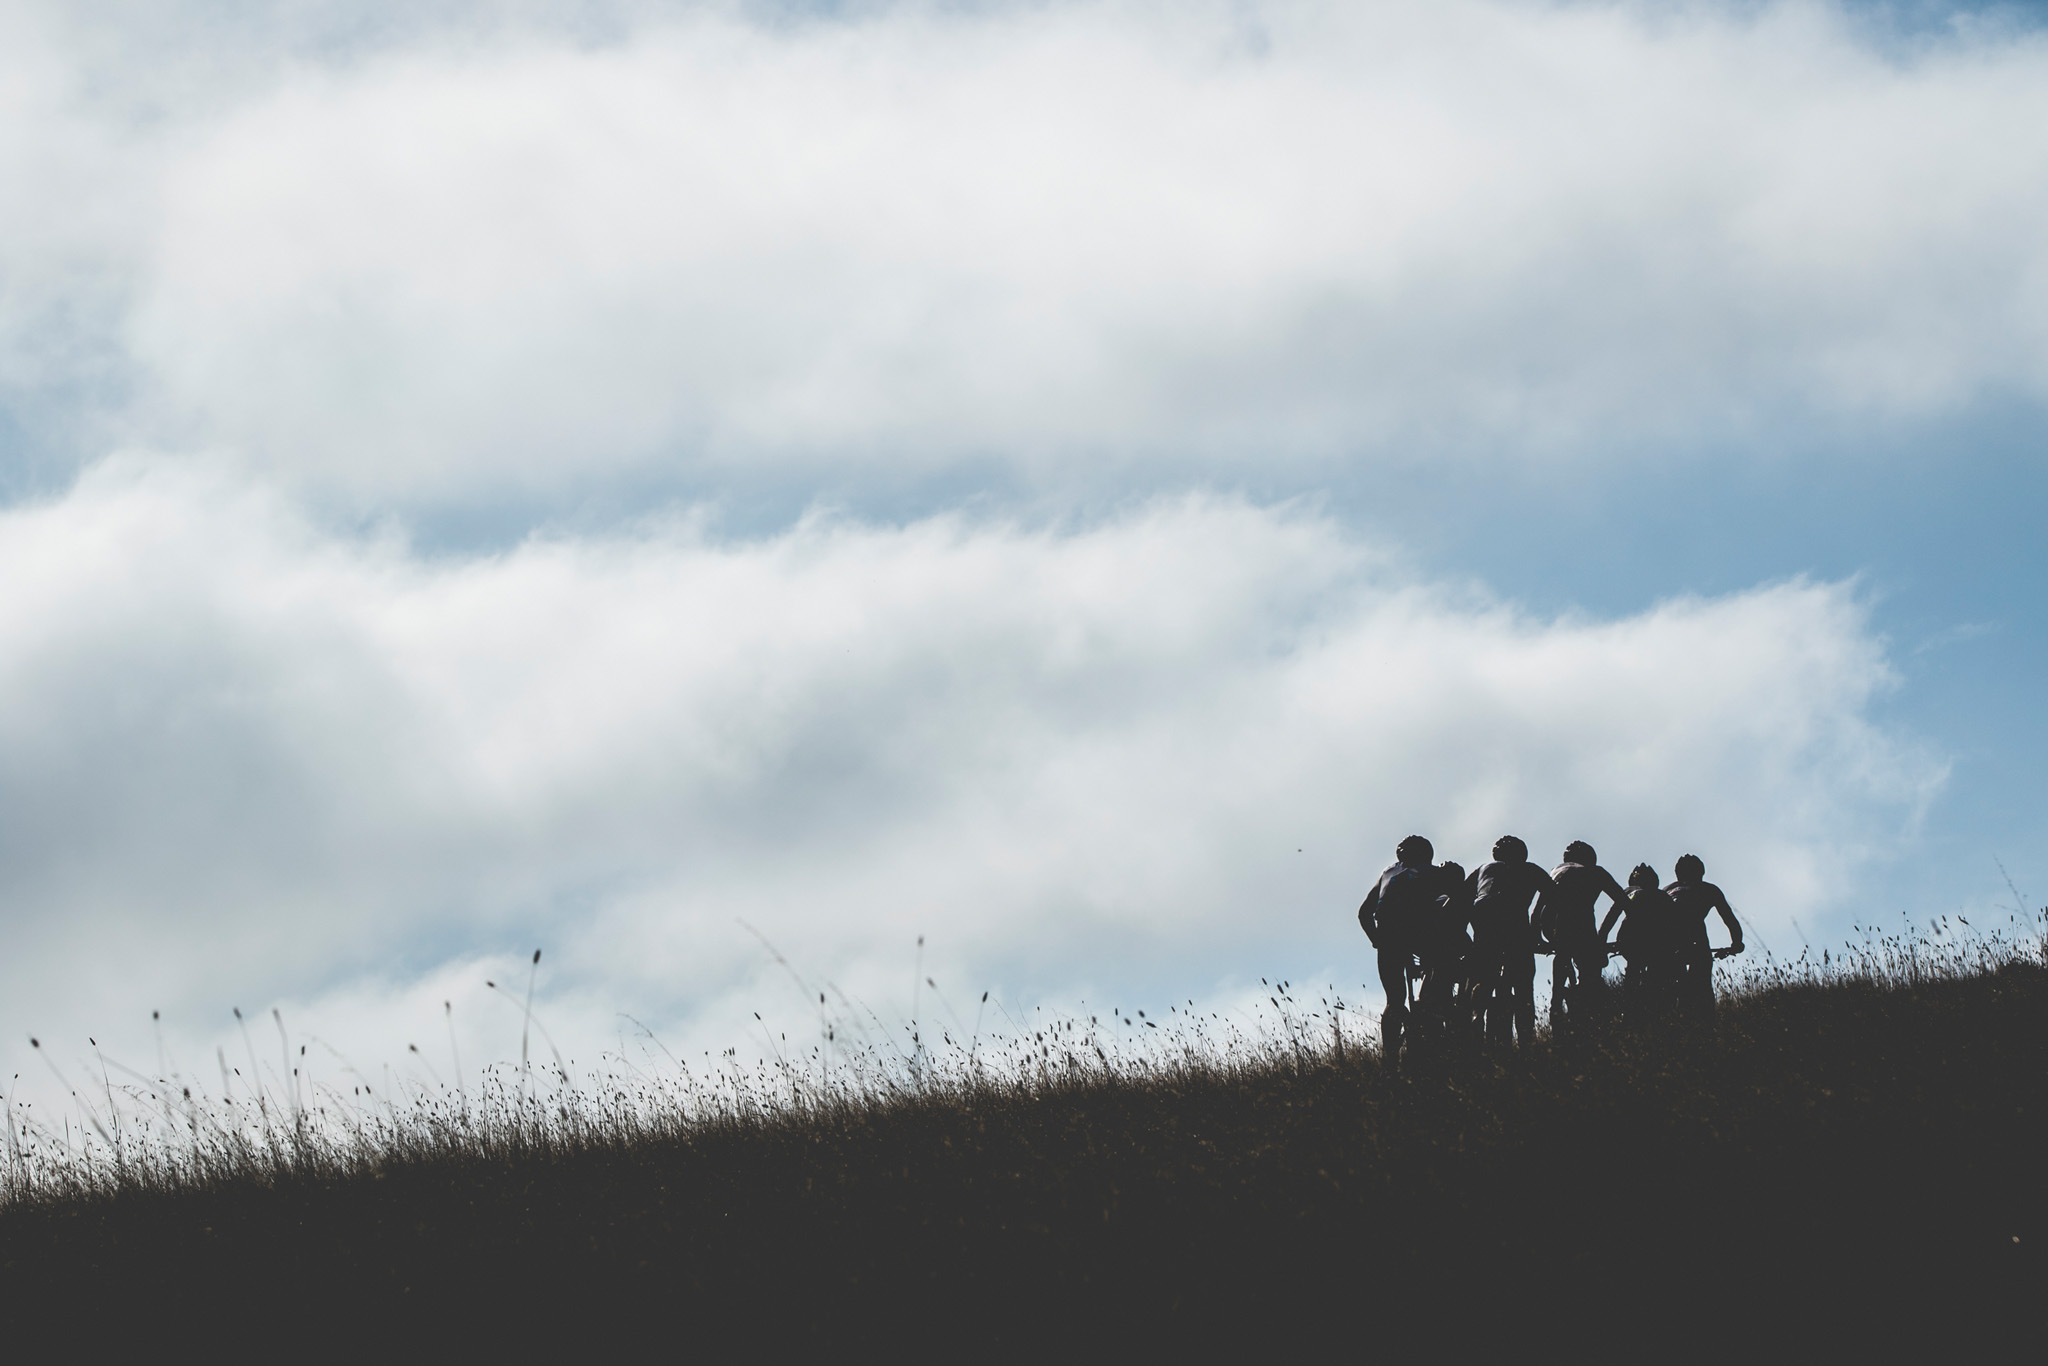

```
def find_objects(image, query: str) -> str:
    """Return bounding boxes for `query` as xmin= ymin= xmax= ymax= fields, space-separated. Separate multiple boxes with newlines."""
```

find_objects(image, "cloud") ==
xmin=0 ymin=0 xmax=1980 ymax=1118
xmin=1 ymin=2 xmax=2045 ymax=504
xmin=0 ymin=460 xmax=1937 ymax=1098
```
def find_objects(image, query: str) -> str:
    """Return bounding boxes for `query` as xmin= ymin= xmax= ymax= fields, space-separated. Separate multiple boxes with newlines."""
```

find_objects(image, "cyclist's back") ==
xmin=1415 ymin=860 xmax=1473 ymax=1035
xmin=1470 ymin=859 xmax=1551 ymax=944
xmin=1431 ymin=861 xmax=1475 ymax=956
xmin=1544 ymin=842 xmax=1629 ymax=1030
xmin=1547 ymin=850 xmax=1629 ymax=948
xmin=1613 ymin=863 xmax=1680 ymax=1015
xmin=1359 ymin=835 xmax=1441 ymax=1068
xmin=1464 ymin=836 xmax=1552 ymax=1045
xmin=1665 ymin=882 xmax=1733 ymax=951
xmin=1663 ymin=853 xmax=1744 ymax=1018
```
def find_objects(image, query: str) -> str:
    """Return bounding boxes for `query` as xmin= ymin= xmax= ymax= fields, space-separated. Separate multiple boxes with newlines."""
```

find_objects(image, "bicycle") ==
xmin=1466 ymin=936 xmax=1539 ymax=1046
xmin=1611 ymin=940 xmax=1741 ymax=1020
xmin=1545 ymin=937 xmax=1618 ymax=1033
xmin=1381 ymin=940 xmax=1472 ymax=1068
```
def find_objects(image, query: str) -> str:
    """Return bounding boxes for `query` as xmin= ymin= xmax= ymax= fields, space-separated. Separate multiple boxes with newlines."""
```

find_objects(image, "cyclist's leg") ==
xmin=1377 ymin=943 xmax=1408 ymax=1009
xmin=1420 ymin=945 xmax=1462 ymax=1036
xmin=1510 ymin=947 xmax=1537 ymax=1045
xmin=1653 ymin=952 xmax=1681 ymax=1017
xmin=1574 ymin=947 xmax=1609 ymax=1021
xmin=1450 ymin=949 xmax=1472 ymax=1036
xmin=1377 ymin=944 xmax=1410 ymax=1062
xmin=1649 ymin=958 xmax=1668 ymax=1014
xmin=1684 ymin=946 xmax=1716 ymax=1020
xmin=1472 ymin=939 xmax=1505 ymax=1043
xmin=1487 ymin=954 xmax=1514 ymax=1044
xmin=1421 ymin=958 xmax=1443 ymax=1043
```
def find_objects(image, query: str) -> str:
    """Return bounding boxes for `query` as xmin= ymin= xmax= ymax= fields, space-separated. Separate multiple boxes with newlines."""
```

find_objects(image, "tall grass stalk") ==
xmin=3 ymin=910 xmax=2041 ymax=1209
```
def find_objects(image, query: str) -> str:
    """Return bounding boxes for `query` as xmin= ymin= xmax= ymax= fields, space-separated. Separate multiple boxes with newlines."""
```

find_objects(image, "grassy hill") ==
xmin=3 ymin=940 xmax=2044 ymax=1353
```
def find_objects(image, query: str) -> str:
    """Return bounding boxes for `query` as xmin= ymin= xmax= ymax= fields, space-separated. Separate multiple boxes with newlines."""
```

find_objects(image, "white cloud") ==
xmin=0 ymin=0 xmax=1985 ymax=1126
xmin=0 ymin=460 xmax=1937 ymax=1103
xmin=0 ymin=2 xmax=2044 ymax=502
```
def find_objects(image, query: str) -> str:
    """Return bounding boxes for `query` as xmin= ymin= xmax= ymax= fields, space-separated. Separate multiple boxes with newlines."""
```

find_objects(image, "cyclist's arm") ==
xmin=1358 ymin=881 xmax=1382 ymax=945
xmin=1711 ymin=887 xmax=1744 ymax=953
xmin=1528 ymin=866 xmax=1559 ymax=947
xmin=1596 ymin=868 xmax=1629 ymax=939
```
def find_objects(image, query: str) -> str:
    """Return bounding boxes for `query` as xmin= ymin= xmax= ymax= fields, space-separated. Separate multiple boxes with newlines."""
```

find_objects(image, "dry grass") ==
xmin=1 ymin=914 xmax=2044 ymax=1352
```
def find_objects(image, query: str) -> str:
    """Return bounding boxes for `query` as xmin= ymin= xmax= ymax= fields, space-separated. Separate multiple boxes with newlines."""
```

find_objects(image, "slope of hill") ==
xmin=3 ymin=949 xmax=2044 ymax=1353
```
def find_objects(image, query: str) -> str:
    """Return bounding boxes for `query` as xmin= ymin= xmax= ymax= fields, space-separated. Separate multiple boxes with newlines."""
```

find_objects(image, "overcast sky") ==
xmin=1 ymin=0 xmax=2041 ymax=1106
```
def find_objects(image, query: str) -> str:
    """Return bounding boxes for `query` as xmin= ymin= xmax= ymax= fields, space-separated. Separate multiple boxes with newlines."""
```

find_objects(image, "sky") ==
xmin=0 ymin=0 xmax=2042 ymax=1108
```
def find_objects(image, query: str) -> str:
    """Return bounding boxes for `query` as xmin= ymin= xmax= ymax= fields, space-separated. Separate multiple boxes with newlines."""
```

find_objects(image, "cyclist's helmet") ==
xmin=1395 ymin=834 xmax=1434 ymax=867
xmin=1627 ymin=862 xmax=1659 ymax=890
xmin=1562 ymin=840 xmax=1597 ymax=866
xmin=1673 ymin=853 xmax=1706 ymax=883
xmin=1492 ymin=834 xmax=1528 ymax=863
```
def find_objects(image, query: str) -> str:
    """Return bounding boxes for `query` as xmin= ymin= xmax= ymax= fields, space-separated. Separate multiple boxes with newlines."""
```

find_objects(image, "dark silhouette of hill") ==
xmin=2 ymin=946 xmax=2044 ymax=1354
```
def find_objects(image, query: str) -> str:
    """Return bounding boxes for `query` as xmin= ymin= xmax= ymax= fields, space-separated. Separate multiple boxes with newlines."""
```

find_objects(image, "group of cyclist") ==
xmin=1357 ymin=834 xmax=1746 ymax=1065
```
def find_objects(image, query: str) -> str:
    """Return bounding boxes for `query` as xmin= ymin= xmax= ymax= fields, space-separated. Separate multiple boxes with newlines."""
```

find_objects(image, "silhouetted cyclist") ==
xmin=1464 ymin=835 xmax=1554 ymax=1046
xmin=1611 ymin=862 xmax=1680 ymax=1016
xmin=1542 ymin=841 xmax=1631 ymax=1031
xmin=1359 ymin=835 xmax=1440 ymax=1068
xmin=1665 ymin=853 xmax=1745 ymax=1019
xmin=1416 ymin=859 xmax=1473 ymax=1038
